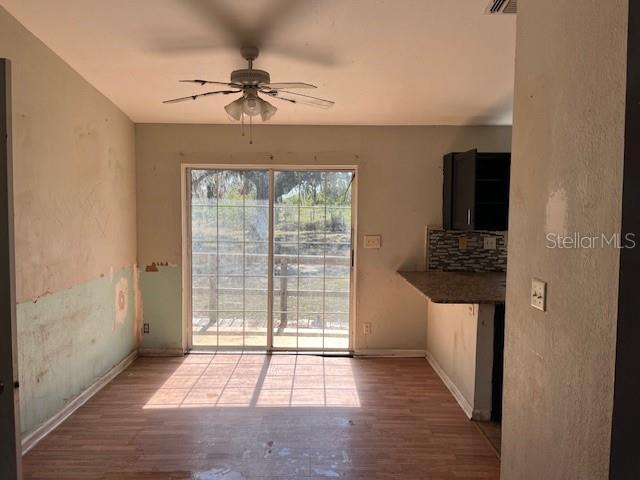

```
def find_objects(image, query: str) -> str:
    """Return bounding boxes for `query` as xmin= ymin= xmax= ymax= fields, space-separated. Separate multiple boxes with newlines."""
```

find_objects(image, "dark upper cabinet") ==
xmin=443 ymin=149 xmax=511 ymax=231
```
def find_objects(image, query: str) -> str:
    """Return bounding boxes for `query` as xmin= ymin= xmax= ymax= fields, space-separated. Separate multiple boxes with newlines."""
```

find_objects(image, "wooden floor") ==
xmin=23 ymin=354 xmax=499 ymax=479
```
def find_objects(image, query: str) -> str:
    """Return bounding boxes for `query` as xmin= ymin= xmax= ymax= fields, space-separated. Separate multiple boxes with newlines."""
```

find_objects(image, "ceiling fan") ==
xmin=163 ymin=46 xmax=334 ymax=142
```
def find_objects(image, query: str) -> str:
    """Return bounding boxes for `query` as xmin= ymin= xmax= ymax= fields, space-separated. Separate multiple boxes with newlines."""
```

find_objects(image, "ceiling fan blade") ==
xmin=152 ymin=1 xmax=337 ymax=66
xmin=182 ymin=0 xmax=310 ymax=50
xmin=180 ymin=79 xmax=242 ymax=88
xmin=264 ymin=90 xmax=334 ymax=109
xmin=265 ymin=44 xmax=339 ymax=66
xmin=182 ymin=0 xmax=249 ymax=45
xmin=150 ymin=40 xmax=228 ymax=56
xmin=152 ymin=39 xmax=338 ymax=67
xmin=163 ymin=90 xmax=240 ymax=104
xmin=261 ymin=82 xmax=317 ymax=90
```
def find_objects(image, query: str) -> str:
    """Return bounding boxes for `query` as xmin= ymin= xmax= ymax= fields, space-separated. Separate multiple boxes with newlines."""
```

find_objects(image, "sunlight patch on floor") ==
xmin=143 ymin=353 xmax=360 ymax=409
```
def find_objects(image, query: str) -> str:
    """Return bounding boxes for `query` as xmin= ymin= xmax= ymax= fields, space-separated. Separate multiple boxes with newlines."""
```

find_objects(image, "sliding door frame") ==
xmin=181 ymin=164 xmax=358 ymax=353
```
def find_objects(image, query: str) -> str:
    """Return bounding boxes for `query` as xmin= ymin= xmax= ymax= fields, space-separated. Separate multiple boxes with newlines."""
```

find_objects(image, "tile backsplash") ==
xmin=427 ymin=228 xmax=507 ymax=272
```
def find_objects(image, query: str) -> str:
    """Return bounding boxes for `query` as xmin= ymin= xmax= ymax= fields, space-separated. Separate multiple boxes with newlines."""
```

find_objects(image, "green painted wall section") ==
xmin=140 ymin=266 xmax=182 ymax=351
xmin=17 ymin=267 xmax=137 ymax=436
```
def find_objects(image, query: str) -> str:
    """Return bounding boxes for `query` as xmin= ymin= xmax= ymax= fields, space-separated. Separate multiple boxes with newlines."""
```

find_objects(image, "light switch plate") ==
xmin=458 ymin=237 xmax=468 ymax=250
xmin=483 ymin=237 xmax=497 ymax=250
xmin=364 ymin=235 xmax=381 ymax=249
xmin=531 ymin=278 xmax=547 ymax=311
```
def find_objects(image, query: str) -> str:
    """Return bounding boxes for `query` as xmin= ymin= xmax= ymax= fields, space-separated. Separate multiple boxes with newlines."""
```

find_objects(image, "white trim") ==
xmin=21 ymin=349 xmax=138 ymax=454
xmin=181 ymin=165 xmax=192 ymax=352
xmin=425 ymin=350 xmax=474 ymax=419
xmin=139 ymin=347 xmax=185 ymax=357
xmin=349 ymin=169 xmax=358 ymax=351
xmin=266 ymin=170 xmax=275 ymax=349
xmin=354 ymin=349 xmax=426 ymax=357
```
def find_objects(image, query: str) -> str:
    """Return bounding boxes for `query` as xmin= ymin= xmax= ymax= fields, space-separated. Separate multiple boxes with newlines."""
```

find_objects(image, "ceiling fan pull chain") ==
xmin=249 ymin=115 xmax=253 ymax=145
xmin=241 ymin=112 xmax=245 ymax=137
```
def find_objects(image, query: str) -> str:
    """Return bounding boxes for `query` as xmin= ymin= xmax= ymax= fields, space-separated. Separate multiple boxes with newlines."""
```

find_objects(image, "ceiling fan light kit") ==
xmin=224 ymin=90 xmax=277 ymax=121
xmin=163 ymin=46 xmax=334 ymax=144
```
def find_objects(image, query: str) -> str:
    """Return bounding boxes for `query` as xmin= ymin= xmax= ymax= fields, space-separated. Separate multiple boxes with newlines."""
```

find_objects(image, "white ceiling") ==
xmin=0 ymin=0 xmax=516 ymax=125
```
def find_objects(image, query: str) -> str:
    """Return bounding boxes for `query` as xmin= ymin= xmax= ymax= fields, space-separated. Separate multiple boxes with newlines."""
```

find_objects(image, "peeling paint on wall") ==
xmin=17 ymin=266 xmax=137 ymax=435
xmin=133 ymin=264 xmax=143 ymax=344
xmin=145 ymin=261 xmax=172 ymax=272
xmin=145 ymin=262 xmax=159 ymax=272
xmin=114 ymin=276 xmax=128 ymax=329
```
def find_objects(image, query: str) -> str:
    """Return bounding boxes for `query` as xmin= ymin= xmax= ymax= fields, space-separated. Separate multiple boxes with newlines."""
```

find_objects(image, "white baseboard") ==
xmin=21 ymin=349 xmax=138 ymax=454
xmin=354 ymin=349 xmax=426 ymax=357
xmin=425 ymin=350 xmax=474 ymax=419
xmin=139 ymin=347 xmax=185 ymax=357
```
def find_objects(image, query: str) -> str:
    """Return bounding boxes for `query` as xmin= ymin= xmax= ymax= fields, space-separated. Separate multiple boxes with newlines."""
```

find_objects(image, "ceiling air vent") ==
xmin=485 ymin=0 xmax=517 ymax=14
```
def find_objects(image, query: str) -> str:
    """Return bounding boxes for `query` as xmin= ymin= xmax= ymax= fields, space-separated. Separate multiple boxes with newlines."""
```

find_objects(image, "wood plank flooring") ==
xmin=22 ymin=354 xmax=499 ymax=479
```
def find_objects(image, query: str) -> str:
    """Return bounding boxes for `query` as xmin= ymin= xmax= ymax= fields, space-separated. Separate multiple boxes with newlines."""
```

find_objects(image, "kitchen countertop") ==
xmin=398 ymin=270 xmax=506 ymax=304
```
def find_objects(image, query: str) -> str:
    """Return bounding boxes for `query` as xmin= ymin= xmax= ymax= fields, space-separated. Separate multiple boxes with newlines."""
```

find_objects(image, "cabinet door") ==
xmin=452 ymin=149 xmax=477 ymax=230
xmin=442 ymin=154 xmax=454 ymax=229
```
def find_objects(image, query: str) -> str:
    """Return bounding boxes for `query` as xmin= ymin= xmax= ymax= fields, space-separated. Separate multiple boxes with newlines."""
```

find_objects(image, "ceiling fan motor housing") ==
xmin=231 ymin=69 xmax=270 ymax=86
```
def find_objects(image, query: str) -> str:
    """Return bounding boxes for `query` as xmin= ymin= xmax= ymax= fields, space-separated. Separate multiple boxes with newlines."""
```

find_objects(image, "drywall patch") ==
xmin=114 ymin=276 xmax=128 ymax=329
xmin=545 ymin=187 xmax=568 ymax=235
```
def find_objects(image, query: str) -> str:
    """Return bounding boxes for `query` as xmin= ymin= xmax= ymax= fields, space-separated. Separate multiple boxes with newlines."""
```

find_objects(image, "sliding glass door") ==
xmin=272 ymin=171 xmax=353 ymax=350
xmin=190 ymin=170 xmax=269 ymax=348
xmin=189 ymin=167 xmax=354 ymax=351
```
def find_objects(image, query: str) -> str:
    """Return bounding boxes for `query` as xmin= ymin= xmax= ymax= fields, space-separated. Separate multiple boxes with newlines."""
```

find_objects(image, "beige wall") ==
xmin=426 ymin=302 xmax=494 ymax=420
xmin=0 ymin=6 xmax=138 ymax=436
xmin=136 ymin=124 xmax=511 ymax=350
xmin=502 ymin=0 xmax=628 ymax=478
xmin=427 ymin=302 xmax=480 ymax=414
xmin=0 ymin=6 xmax=136 ymax=303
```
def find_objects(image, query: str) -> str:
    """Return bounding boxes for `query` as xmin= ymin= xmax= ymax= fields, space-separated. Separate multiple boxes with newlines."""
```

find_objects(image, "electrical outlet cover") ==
xmin=483 ymin=237 xmax=497 ymax=250
xmin=531 ymin=278 xmax=547 ymax=311
xmin=364 ymin=235 xmax=381 ymax=249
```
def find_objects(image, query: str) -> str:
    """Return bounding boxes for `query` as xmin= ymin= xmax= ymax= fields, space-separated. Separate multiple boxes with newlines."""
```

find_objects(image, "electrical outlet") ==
xmin=458 ymin=237 xmax=468 ymax=250
xmin=531 ymin=278 xmax=547 ymax=311
xmin=143 ymin=323 xmax=150 ymax=334
xmin=364 ymin=235 xmax=381 ymax=249
xmin=483 ymin=237 xmax=497 ymax=250
xmin=363 ymin=322 xmax=372 ymax=335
